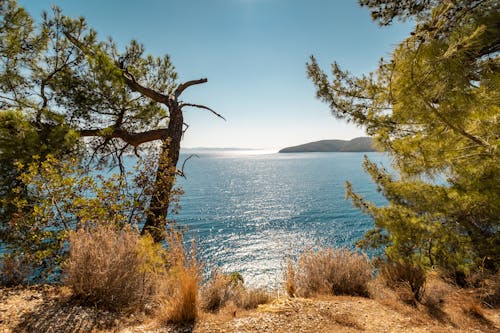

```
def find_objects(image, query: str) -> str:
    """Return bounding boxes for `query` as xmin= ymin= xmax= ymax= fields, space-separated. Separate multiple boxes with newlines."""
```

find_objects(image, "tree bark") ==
xmin=141 ymin=101 xmax=184 ymax=242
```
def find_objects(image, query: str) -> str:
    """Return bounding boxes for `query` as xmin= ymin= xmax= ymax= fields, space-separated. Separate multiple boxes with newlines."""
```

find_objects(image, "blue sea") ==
xmin=174 ymin=150 xmax=389 ymax=287
xmin=0 ymin=150 xmax=390 ymax=286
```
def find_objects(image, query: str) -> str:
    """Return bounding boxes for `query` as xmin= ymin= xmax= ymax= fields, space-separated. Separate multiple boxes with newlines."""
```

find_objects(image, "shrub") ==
xmin=285 ymin=248 xmax=373 ymax=297
xmin=200 ymin=271 xmax=232 ymax=312
xmin=160 ymin=234 xmax=201 ymax=323
xmin=165 ymin=264 xmax=200 ymax=323
xmin=380 ymin=261 xmax=426 ymax=305
xmin=235 ymin=288 xmax=271 ymax=310
xmin=285 ymin=261 xmax=297 ymax=297
xmin=475 ymin=271 xmax=500 ymax=308
xmin=0 ymin=253 xmax=32 ymax=286
xmin=64 ymin=226 xmax=166 ymax=311
xmin=200 ymin=271 xmax=270 ymax=312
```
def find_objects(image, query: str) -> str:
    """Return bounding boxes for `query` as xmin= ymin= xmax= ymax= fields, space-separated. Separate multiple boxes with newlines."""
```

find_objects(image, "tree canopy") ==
xmin=0 ymin=0 xmax=222 ymax=247
xmin=308 ymin=0 xmax=499 ymax=274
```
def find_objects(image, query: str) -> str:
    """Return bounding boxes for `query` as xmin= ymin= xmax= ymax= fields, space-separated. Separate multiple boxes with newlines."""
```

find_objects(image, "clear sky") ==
xmin=19 ymin=0 xmax=413 ymax=149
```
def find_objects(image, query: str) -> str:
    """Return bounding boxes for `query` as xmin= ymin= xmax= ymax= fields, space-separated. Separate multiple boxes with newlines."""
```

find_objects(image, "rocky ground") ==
xmin=1 ymin=285 xmax=498 ymax=333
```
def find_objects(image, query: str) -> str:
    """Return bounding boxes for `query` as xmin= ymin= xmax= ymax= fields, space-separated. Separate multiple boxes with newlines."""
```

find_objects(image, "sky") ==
xmin=18 ymin=0 xmax=413 ymax=149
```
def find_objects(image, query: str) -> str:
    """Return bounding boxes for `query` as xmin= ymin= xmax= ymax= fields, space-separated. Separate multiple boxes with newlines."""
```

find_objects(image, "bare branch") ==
xmin=182 ymin=122 xmax=190 ymax=135
xmin=121 ymin=69 xmax=170 ymax=105
xmin=174 ymin=78 xmax=208 ymax=97
xmin=180 ymin=103 xmax=226 ymax=121
xmin=177 ymin=154 xmax=199 ymax=179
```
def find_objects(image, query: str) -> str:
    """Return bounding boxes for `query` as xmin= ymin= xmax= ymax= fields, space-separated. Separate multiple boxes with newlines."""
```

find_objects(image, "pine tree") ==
xmin=0 ymin=0 xmax=223 ymax=242
xmin=308 ymin=0 xmax=499 ymax=274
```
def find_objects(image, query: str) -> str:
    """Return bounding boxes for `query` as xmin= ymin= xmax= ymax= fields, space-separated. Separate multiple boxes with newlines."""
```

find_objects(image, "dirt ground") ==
xmin=1 ymin=285 xmax=498 ymax=333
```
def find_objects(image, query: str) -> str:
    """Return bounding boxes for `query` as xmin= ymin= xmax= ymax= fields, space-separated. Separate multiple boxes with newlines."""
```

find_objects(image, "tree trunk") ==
xmin=141 ymin=104 xmax=183 ymax=242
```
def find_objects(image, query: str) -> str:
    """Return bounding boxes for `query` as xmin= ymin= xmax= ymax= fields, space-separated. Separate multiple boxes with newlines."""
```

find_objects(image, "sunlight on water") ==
xmin=176 ymin=152 xmax=389 ymax=288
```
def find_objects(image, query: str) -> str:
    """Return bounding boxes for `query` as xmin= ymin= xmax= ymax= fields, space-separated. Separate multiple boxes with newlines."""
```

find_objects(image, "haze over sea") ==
xmin=173 ymin=150 xmax=389 ymax=288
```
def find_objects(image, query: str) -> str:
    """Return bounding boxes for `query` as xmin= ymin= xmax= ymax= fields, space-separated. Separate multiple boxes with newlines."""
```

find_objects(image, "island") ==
xmin=279 ymin=137 xmax=375 ymax=153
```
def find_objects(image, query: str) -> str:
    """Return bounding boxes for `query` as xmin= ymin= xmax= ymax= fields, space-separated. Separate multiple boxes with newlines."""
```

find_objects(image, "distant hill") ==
xmin=279 ymin=137 xmax=375 ymax=153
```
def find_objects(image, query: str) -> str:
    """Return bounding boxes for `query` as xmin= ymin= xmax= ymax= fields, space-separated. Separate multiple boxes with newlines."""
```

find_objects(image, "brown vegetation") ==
xmin=285 ymin=248 xmax=373 ymax=297
xmin=3 ymin=237 xmax=499 ymax=332
xmin=157 ymin=234 xmax=201 ymax=324
xmin=200 ymin=271 xmax=271 ymax=312
xmin=0 ymin=253 xmax=32 ymax=287
xmin=379 ymin=261 xmax=426 ymax=305
xmin=64 ymin=226 xmax=167 ymax=311
xmin=64 ymin=225 xmax=202 ymax=324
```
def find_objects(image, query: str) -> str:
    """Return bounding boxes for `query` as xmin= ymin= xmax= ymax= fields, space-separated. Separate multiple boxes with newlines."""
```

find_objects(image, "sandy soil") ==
xmin=1 ymin=285 xmax=498 ymax=333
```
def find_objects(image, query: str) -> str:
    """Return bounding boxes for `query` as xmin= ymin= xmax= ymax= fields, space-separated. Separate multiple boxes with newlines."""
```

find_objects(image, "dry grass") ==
xmin=157 ymin=234 xmax=201 ymax=324
xmin=0 ymin=253 xmax=32 ymax=287
xmin=64 ymin=226 xmax=167 ymax=311
xmin=379 ymin=261 xmax=426 ymax=305
xmin=370 ymin=269 xmax=498 ymax=331
xmin=474 ymin=271 xmax=500 ymax=308
xmin=285 ymin=248 xmax=373 ymax=298
xmin=421 ymin=274 xmax=448 ymax=309
xmin=236 ymin=288 xmax=271 ymax=310
xmin=163 ymin=264 xmax=200 ymax=323
xmin=200 ymin=271 xmax=271 ymax=312
xmin=200 ymin=271 xmax=234 ymax=312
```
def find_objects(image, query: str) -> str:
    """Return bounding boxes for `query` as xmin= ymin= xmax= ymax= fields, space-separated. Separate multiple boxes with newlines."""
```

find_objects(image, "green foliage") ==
xmin=309 ymin=0 xmax=499 ymax=273
xmin=0 ymin=0 xmax=190 ymax=244
xmin=1 ymin=0 xmax=177 ymax=160
xmin=2 ymin=155 xmax=153 ymax=280
xmin=0 ymin=110 xmax=78 ymax=228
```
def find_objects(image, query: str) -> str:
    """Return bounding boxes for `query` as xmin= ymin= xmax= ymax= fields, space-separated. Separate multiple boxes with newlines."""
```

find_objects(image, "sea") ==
xmin=0 ymin=150 xmax=390 ymax=287
xmin=174 ymin=150 xmax=389 ymax=288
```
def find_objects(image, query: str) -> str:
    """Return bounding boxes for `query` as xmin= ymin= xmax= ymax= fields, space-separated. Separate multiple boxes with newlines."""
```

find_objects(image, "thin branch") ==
xmin=177 ymin=154 xmax=199 ymax=179
xmin=180 ymin=103 xmax=226 ymax=121
xmin=174 ymin=78 xmax=207 ymax=97
xmin=121 ymin=69 xmax=170 ymax=105
xmin=182 ymin=122 xmax=189 ymax=135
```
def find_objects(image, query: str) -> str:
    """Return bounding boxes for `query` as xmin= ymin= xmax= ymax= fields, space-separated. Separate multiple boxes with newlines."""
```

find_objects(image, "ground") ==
xmin=1 ymin=285 xmax=498 ymax=333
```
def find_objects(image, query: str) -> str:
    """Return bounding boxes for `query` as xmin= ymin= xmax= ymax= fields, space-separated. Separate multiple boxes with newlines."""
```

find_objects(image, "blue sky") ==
xmin=19 ymin=0 xmax=412 ymax=149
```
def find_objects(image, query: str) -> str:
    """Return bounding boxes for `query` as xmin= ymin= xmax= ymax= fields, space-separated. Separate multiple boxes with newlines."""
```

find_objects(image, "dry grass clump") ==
xmin=420 ymin=275 xmax=449 ymax=310
xmin=285 ymin=248 xmax=373 ymax=298
xmin=379 ymin=261 xmax=426 ymax=305
xmin=469 ymin=270 xmax=500 ymax=308
xmin=200 ymin=271 xmax=271 ymax=312
xmin=64 ymin=226 xmax=166 ymax=311
xmin=0 ymin=253 xmax=32 ymax=287
xmin=65 ymin=226 xmax=202 ymax=323
xmin=157 ymin=234 xmax=201 ymax=324
xmin=163 ymin=264 xmax=200 ymax=323
xmin=236 ymin=288 xmax=271 ymax=310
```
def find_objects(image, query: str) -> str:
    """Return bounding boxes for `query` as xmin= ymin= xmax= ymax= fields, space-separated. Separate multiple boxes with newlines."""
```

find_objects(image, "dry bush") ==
xmin=421 ymin=275 xmax=450 ymax=310
xmin=200 ymin=271 xmax=233 ymax=312
xmin=164 ymin=264 xmax=200 ymax=323
xmin=380 ymin=261 xmax=426 ymax=305
xmin=472 ymin=271 xmax=500 ymax=308
xmin=0 ymin=253 xmax=32 ymax=286
xmin=285 ymin=261 xmax=297 ymax=297
xmin=159 ymin=234 xmax=201 ymax=324
xmin=285 ymin=248 xmax=373 ymax=297
xmin=235 ymin=288 xmax=271 ymax=310
xmin=64 ymin=226 xmax=166 ymax=311
xmin=201 ymin=271 xmax=270 ymax=312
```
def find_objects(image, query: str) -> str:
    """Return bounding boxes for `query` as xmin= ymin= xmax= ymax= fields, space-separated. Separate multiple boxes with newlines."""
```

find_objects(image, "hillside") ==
xmin=279 ymin=137 xmax=375 ymax=153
